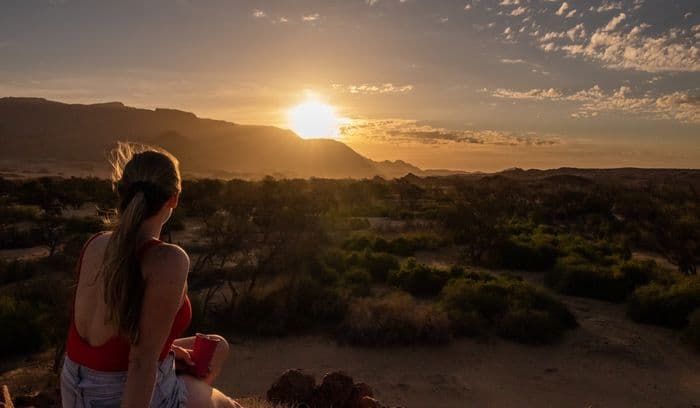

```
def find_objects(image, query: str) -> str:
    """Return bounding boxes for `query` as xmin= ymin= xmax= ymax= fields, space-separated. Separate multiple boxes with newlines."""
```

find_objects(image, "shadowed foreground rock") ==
xmin=267 ymin=369 xmax=316 ymax=406
xmin=267 ymin=370 xmax=393 ymax=408
xmin=2 ymin=387 xmax=59 ymax=408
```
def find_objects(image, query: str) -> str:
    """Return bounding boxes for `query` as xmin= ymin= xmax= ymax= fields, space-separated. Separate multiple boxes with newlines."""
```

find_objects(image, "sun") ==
xmin=287 ymin=99 xmax=343 ymax=139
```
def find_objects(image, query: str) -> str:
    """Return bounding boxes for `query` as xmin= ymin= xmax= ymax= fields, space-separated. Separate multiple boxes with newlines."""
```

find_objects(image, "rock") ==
xmin=311 ymin=372 xmax=355 ymax=408
xmin=266 ymin=369 xmax=316 ymax=406
xmin=14 ymin=390 xmax=58 ymax=408
xmin=360 ymin=396 xmax=385 ymax=408
xmin=354 ymin=383 xmax=374 ymax=399
xmin=345 ymin=382 xmax=376 ymax=408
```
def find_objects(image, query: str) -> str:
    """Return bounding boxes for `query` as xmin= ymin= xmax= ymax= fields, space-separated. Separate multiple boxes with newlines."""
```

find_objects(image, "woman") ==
xmin=61 ymin=143 xmax=241 ymax=408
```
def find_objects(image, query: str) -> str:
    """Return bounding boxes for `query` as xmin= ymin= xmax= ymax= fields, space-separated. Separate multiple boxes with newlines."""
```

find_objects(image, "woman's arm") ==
xmin=121 ymin=245 xmax=189 ymax=408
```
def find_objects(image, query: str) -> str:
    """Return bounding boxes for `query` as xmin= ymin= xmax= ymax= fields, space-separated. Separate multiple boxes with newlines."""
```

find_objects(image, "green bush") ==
xmin=342 ymin=267 xmax=373 ymax=297
xmin=0 ymin=296 xmax=45 ymax=357
xmin=685 ymin=309 xmax=700 ymax=350
xmin=440 ymin=277 xmax=576 ymax=344
xmin=363 ymin=251 xmax=399 ymax=282
xmin=63 ymin=217 xmax=104 ymax=234
xmin=0 ymin=226 xmax=41 ymax=249
xmin=0 ymin=204 xmax=40 ymax=223
xmin=627 ymin=277 xmax=700 ymax=328
xmin=492 ymin=235 xmax=558 ymax=271
xmin=545 ymin=257 xmax=659 ymax=302
xmin=218 ymin=277 xmax=348 ymax=336
xmin=338 ymin=292 xmax=451 ymax=346
xmin=343 ymin=233 xmax=444 ymax=256
xmin=0 ymin=258 xmax=39 ymax=285
xmin=389 ymin=258 xmax=450 ymax=297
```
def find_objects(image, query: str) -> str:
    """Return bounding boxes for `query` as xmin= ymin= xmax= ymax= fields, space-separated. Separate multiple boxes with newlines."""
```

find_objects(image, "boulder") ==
xmin=13 ymin=389 xmax=58 ymax=408
xmin=311 ymin=372 xmax=355 ymax=408
xmin=266 ymin=369 xmax=316 ymax=406
xmin=360 ymin=396 xmax=385 ymax=408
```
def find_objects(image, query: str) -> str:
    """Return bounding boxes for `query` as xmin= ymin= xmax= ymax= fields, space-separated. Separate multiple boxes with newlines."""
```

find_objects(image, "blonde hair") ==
xmin=102 ymin=142 xmax=181 ymax=343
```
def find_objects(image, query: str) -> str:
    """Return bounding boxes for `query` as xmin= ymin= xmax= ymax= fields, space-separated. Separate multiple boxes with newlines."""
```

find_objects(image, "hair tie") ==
xmin=119 ymin=180 xmax=171 ymax=212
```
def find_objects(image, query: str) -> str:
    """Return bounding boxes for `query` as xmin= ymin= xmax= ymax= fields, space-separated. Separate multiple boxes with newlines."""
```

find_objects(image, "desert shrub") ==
xmin=685 ymin=309 xmax=700 ymax=350
xmin=440 ymin=277 xmax=576 ymax=344
xmin=63 ymin=217 xmax=104 ymax=234
xmin=0 ymin=226 xmax=41 ymax=249
xmin=218 ymin=277 xmax=347 ymax=336
xmin=0 ymin=296 xmax=45 ymax=356
xmin=545 ymin=257 xmax=659 ymax=302
xmin=342 ymin=235 xmax=374 ymax=252
xmin=338 ymin=292 xmax=451 ymax=346
xmin=388 ymin=258 xmax=450 ymax=297
xmin=322 ymin=249 xmax=399 ymax=283
xmin=343 ymin=233 xmax=444 ymax=256
xmin=359 ymin=251 xmax=399 ymax=282
xmin=342 ymin=267 xmax=373 ymax=297
xmin=0 ymin=204 xmax=40 ymax=224
xmin=0 ymin=258 xmax=39 ymax=285
xmin=627 ymin=277 xmax=700 ymax=328
xmin=492 ymin=235 xmax=558 ymax=271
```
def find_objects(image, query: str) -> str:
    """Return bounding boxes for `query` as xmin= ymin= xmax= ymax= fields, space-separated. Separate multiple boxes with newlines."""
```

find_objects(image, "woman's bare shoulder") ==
xmin=82 ymin=231 xmax=112 ymax=257
xmin=141 ymin=242 xmax=190 ymax=281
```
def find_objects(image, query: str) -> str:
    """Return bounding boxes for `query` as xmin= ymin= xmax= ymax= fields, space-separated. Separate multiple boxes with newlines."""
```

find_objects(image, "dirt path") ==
xmin=216 ymin=273 xmax=700 ymax=408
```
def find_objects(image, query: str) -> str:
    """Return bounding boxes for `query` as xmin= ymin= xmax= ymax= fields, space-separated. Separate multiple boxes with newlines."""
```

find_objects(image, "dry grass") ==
xmin=237 ymin=396 xmax=296 ymax=408
xmin=339 ymin=291 xmax=451 ymax=345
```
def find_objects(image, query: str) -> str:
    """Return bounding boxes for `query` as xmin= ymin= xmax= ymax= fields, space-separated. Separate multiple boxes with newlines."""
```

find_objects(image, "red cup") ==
xmin=190 ymin=333 xmax=220 ymax=378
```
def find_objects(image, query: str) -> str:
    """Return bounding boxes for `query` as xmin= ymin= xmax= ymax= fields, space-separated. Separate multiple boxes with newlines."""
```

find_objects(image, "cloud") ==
xmin=366 ymin=0 xmax=379 ymax=5
xmin=301 ymin=13 xmax=320 ymax=22
xmin=594 ymin=1 xmax=623 ymax=12
xmin=500 ymin=58 xmax=526 ymax=64
xmin=603 ymin=13 xmax=626 ymax=32
xmin=332 ymin=83 xmax=414 ymax=95
xmin=532 ymin=9 xmax=699 ymax=73
xmin=491 ymin=85 xmax=700 ymax=123
xmin=555 ymin=2 xmax=569 ymax=16
xmin=558 ymin=25 xmax=699 ymax=72
xmin=340 ymin=119 xmax=560 ymax=146
xmin=510 ymin=6 xmax=527 ymax=16
xmin=252 ymin=9 xmax=266 ymax=18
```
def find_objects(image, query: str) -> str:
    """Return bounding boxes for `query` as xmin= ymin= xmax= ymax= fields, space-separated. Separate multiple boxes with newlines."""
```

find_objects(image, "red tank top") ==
xmin=65 ymin=232 xmax=192 ymax=372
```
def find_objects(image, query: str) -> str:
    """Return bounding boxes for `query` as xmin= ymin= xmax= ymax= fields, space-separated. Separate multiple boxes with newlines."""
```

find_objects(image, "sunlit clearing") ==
xmin=287 ymin=100 xmax=343 ymax=139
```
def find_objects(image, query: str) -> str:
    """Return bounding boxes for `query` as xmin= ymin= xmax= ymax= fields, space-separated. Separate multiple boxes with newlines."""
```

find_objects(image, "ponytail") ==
xmin=102 ymin=191 xmax=147 ymax=343
xmin=101 ymin=142 xmax=181 ymax=344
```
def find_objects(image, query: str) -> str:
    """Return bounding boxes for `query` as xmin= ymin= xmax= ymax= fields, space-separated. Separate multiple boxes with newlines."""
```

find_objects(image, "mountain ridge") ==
xmin=0 ymin=97 xmax=436 ymax=179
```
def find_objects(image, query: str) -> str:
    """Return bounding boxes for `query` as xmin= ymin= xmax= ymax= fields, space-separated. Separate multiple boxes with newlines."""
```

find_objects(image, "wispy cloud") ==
xmin=532 ymin=10 xmax=699 ymax=73
xmin=500 ymin=58 xmax=527 ymax=64
xmin=593 ymin=1 xmax=623 ymax=12
xmin=555 ymin=2 xmax=569 ymax=16
xmin=341 ymin=119 xmax=560 ymax=146
xmin=492 ymin=85 xmax=700 ymax=123
xmin=332 ymin=83 xmax=414 ymax=95
xmin=301 ymin=13 xmax=320 ymax=22
xmin=252 ymin=9 xmax=266 ymax=18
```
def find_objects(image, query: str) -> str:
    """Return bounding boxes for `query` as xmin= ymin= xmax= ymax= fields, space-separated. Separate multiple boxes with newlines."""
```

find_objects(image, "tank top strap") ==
xmin=75 ymin=231 xmax=108 ymax=281
xmin=135 ymin=238 xmax=164 ymax=261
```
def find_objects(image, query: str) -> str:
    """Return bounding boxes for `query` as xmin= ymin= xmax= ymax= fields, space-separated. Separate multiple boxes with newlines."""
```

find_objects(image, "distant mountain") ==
xmin=0 ymin=97 xmax=451 ymax=179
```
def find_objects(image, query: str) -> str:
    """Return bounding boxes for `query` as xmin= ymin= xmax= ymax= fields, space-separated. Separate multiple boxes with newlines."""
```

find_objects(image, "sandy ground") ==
xmin=6 ymin=291 xmax=696 ymax=407
xmin=216 ymin=293 xmax=700 ymax=408
xmin=2 ymin=232 xmax=698 ymax=407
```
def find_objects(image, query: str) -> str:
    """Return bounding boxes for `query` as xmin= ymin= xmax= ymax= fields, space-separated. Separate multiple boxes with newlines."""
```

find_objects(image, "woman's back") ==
xmin=67 ymin=231 xmax=191 ymax=372
xmin=72 ymin=232 xmax=117 ymax=347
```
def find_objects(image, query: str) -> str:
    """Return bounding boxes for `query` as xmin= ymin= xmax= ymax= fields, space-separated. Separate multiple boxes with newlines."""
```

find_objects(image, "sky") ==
xmin=0 ymin=0 xmax=698 ymax=171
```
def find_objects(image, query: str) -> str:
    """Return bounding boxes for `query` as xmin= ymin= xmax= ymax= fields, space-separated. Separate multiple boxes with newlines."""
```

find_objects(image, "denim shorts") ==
xmin=60 ymin=352 xmax=187 ymax=408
